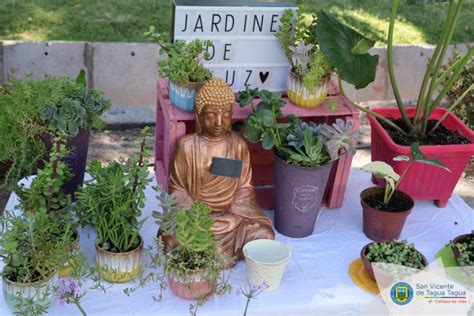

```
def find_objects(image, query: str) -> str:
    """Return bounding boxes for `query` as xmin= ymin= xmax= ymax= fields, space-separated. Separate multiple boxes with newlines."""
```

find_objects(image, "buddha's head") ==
xmin=194 ymin=78 xmax=235 ymax=138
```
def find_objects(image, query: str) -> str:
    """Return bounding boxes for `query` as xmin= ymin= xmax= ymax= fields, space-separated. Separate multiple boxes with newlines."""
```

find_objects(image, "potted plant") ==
xmin=276 ymin=7 xmax=378 ymax=108
xmin=146 ymin=26 xmax=212 ymax=113
xmin=450 ymin=231 xmax=474 ymax=280
xmin=75 ymin=127 xmax=151 ymax=283
xmin=0 ymin=72 xmax=110 ymax=196
xmin=360 ymin=241 xmax=428 ymax=282
xmin=0 ymin=209 xmax=81 ymax=313
xmin=1 ymin=136 xmax=86 ymax=315
xmin=153 ymin=191 xmax=232 ymax=301
xmin=238 ymin=88 xmax=357 ymax=237
xmin=360 ymin=143 xmax=449 ymax=241
xmin=40 ymin=70 xmax=111 ymax=196
xmin=350 ymin=0 xmax=474 ymax=207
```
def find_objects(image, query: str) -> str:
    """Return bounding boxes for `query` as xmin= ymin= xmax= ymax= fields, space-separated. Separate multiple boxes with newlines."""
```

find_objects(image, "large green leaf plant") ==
xmin=352 ymin=0 xmax=474 ymax=139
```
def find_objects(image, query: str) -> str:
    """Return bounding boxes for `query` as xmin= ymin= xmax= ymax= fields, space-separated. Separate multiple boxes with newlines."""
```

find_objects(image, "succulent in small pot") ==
xmin=360 ymin=143 xmax=449 ymax=241
xmin=238 ymin=88 xmax=357 ymax=237
xmin=154 ymin=192 xmax=233 ymax=300
xmin=146 ymin=27 xmax=212 ymax=112
xmin=360 ymin=241 xmax=428 ymax=284
xmin=276 ymin=7 xmax=378 ymax=108
xmin=450 ymin=231 xmax=474 ymax=281
xmin=76 ymin=127 xmax=152 ymax=283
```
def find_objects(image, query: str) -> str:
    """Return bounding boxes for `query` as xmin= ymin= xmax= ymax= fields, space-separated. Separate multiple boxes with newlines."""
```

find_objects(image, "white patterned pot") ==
xmin=243 ymin=239 xmax=291 ymax=292
xmin=168 ymin=80 xmax=203 ymax=112
xmin=287 ymin=72 xmax=330 ymax=108
xmin=95 ymin=237 xmax=143 ymax=283
xmin=2 ymin=270 xmax=58 ymax=311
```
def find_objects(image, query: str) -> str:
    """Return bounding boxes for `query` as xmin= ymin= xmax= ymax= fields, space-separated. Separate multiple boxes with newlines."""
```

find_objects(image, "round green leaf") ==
xmin=316 ymin=10 xmax=379 ymax=89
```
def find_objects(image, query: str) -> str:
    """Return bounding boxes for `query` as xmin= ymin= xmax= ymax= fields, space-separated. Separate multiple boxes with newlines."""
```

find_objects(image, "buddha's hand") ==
xmin=157 ymin=229 xmax=179 ymax=253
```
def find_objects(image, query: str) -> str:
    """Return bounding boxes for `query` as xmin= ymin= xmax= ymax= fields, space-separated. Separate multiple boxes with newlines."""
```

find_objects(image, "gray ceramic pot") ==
xmin=273 ymin=154 xmax=334 ymax=238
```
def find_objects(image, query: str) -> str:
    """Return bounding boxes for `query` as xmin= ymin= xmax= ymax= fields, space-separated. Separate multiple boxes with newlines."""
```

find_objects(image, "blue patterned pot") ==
xmin=168 ymin=81 xmax=203 ymax=113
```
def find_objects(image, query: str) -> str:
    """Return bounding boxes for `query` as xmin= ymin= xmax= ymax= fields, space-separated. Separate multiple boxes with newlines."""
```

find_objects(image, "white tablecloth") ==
xmin=1 ymin=169 xmax=473 ymax=315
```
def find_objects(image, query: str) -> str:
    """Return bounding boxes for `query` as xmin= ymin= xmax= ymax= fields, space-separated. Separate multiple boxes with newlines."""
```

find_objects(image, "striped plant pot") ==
xmin=168 ymin=269 xmax=212 ymax=300
xmin=168 ymin=80 xmax=203 ymax=113
xmin=2 ymin=271 xmax=57 ymax=311
xmin=287 ymin=72 xmax=330 ymax=108
xmin=95 ymin=237 xmax=143 ymax=283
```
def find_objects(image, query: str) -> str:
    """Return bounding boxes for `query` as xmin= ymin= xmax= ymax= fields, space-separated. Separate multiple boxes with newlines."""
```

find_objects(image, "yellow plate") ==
xmin=349 ymin=258 xmax=379 ymax=294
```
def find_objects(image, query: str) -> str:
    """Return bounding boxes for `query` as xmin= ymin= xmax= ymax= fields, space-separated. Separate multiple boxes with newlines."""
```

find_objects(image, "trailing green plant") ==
xmin=145 ymin=26 xmax=212 ymax=83
xmin=351 ymin=0 xmax=474 ymax=139
xmin=276 ymin=7 xmax=378 ymax=91
xmin=75 ymin=127 xmax=151 ymax=253
xmin=153 ymin=190 xmax=233 ymax=303
xmin=366 ymin=241 xmax=426 ymax=270
xmin=450 ymin=231 xmax=474 ymax=266
xmin=361 ymin=142 xmax=449 ymax=206
xmin=444 ymin=49 xmax=474 ymax=129
xmin=237 ymin=88 xmax=357 ymax=167
xmin=14 ymin=133 xmax=72 ymax=213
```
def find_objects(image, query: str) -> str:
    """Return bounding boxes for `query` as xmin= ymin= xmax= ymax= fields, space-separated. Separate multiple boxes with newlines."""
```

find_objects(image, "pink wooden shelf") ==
xmin=155 ymin=79 xmax=360 ymax=209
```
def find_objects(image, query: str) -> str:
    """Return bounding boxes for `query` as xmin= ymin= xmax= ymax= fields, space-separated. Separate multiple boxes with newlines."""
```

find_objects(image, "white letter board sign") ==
xmin=173 ymin=0 xmax=296 ymax=92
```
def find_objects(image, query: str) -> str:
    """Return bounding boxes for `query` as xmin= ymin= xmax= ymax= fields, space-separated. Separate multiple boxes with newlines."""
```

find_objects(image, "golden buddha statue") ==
xmin=165 ymin=78 xmax=275 ymax=260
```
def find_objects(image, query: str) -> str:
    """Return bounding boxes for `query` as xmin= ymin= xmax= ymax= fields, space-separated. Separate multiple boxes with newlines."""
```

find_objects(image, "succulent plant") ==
xmin=450 ymin=232 xmax=474 ymax=267
xmin=319 ymin=118 xmax=358 ymax=160
xmin=366 ymin=241 xmax=425 ymax=270
xmin=286 ymin=121 xmax=322 ymax=150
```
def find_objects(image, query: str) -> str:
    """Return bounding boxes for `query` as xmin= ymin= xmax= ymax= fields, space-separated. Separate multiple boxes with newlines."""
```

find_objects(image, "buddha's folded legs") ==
xmin=213 ymin=213 xmax=275 ymax=261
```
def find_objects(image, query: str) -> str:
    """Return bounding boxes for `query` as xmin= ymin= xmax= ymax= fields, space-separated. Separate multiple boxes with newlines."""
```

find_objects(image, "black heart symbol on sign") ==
xmin=259 ymin=71 xmax=269 ymax=84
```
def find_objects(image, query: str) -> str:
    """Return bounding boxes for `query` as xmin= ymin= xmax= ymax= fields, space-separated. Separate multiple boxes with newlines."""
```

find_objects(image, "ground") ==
xmin=0 ymin=0 xmax=473 ymax=45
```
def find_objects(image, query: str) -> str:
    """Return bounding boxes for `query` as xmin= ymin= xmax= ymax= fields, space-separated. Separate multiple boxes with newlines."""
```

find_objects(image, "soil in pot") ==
xmin=363 ymin=190 xmax=413 ymax=212
xmin=378 ymin=118 xmax=471 ymax=146
xmin=361 ymin=187 xmax=414 ymax=241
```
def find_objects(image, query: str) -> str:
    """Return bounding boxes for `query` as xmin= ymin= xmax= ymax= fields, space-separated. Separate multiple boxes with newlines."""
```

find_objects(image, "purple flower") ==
xmin=54 ymin=278 xmax=83 ymax=306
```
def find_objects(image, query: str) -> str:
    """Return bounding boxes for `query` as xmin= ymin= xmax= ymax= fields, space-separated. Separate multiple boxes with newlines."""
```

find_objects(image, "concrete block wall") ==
xmin=0 ymin=40 xmax=471 ymax=124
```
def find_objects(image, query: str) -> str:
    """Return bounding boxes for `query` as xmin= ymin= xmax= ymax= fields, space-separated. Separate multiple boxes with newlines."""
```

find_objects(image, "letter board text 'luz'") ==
xmin=173 ymin=0 xmax=296 ymax=92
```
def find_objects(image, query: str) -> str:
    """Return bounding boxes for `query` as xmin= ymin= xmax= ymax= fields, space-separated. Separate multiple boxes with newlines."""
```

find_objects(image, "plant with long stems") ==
xmin=349 ymin=0 xmax=474 ymax=139
xmin=236 ymin=281 xmax=269 ymax=316
xmin=75 ymin=127 xmax=151 ymax=253
xmin=361 ymin=143 xmax=449 ymax=206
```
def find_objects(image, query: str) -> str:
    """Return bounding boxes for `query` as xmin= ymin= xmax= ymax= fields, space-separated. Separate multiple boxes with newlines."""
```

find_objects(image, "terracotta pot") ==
xmin=360 ymin=242 xmax=428 ymax=283
xmin=168 ymin=80 xmax=203 ymax=113
xmin=451 ymin=233 xmax=473 ymax=267
xmin=273 ymin=154 xmax=334 ymax=238
xmin=95 ymin=237 xmax=143 ymax=283
xmin=168 ymin=269 xmax=212 ymax=300
xmin=287 ymin=72 xmax=330 ymax=108
xmin=2 ymin=270 xmax=57 ymax=311
xmin=368 ymin=107 xmax=474 ymax=207
xmin=361 ymin=187 xmax=414 ymax=242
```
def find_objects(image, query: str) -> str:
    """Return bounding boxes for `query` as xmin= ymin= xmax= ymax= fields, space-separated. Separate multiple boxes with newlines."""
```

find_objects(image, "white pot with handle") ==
xmin=243 ymin=239 xmax=291 ymax=292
